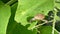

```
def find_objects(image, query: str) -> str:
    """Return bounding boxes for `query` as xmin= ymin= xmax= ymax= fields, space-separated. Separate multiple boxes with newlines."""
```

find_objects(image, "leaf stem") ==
xmin=5 ymin=0 xmax=17 ymax=5
xmin=35 ymin=22 xmax=46 ymax=28
xmin=54 ymin=28 xmax=59 ymax=33
xmin=52 ymin=8 xmax=57 ymax=34
xmin=35 ymin=20 xmax=53 ymax=28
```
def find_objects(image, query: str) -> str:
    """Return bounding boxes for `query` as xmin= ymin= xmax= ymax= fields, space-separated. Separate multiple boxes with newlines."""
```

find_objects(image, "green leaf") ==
xmin=28 ymin=21 xmax=37 ymax=30
xmin=55 ymin=16 xmax=60 ymax=20
xmin=54 ymin=30 xmax=58 ymax=34
xmin=0 ymin=1 xmax=4 ymax=6
xmin=7 ymin=2 xmax=37 ymax=34
xmin=7 ymin=23 xmax=37 ymax=34
xmin=15 ymin=0 xmax=54 ymax=26
xmin=39 ymin=26 xmax=52 ymax=34
xmin=38 ymin=26 xmax=58 ymax=34
xmin=55 ymin=3 xmax=60 ymax=9
xmin=0 ymin=1 xmax=11 ymax=34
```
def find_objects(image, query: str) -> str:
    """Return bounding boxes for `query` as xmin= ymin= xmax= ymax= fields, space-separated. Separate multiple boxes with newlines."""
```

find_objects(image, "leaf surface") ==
xmin=15 ymin=0 xmax=54 ymax=26
xmin=0 ymin=1 xmax=11 ymax=34
xmin=38 ymin=26 xmax=58 ymax=34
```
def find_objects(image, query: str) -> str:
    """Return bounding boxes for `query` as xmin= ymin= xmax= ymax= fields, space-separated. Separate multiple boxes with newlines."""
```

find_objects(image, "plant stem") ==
xmin=5 ymin=0 xmax=17 ymax=5
xmin=54 ymin=28 xmax=59 ymax=33
xmin=35 ymin=20 xmax=53 ymax=28
xmin=52 ymin=8 xmax=57 ymax=34
xmin=35 ymin=22 xmax=46 ymax=28
xmin=59 ymin=32 xmax=60 ymax=34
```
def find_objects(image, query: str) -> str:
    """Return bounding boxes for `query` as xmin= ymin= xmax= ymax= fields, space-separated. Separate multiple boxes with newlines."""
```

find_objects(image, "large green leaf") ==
xmin=0 ymin=1 xmax=11 ymax=34
xmin=38 ymin=26 xmax=58 ymax=34
xmin=15 ymin=0 xmax=54 ymax=26
xmin=7 ymin=2 xmax=37 ymax=34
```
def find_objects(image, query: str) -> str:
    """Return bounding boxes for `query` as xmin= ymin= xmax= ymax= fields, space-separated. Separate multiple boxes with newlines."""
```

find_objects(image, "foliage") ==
xmin=0 ymin=0 xmax=60 ymax=34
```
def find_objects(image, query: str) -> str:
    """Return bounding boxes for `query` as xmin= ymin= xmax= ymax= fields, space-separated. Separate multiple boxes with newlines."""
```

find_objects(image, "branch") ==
xmin=52 ymin=8 xmax=57 ymax=34
xmin=5 ymin=0 xmax=17 ymax=5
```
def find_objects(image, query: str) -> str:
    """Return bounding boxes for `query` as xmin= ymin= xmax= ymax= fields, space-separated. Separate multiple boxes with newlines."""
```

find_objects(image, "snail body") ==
xmin=30 ymin=14 xmax=48 ymax=23
xmin=32 ymin=14 xmax=45 ymax=21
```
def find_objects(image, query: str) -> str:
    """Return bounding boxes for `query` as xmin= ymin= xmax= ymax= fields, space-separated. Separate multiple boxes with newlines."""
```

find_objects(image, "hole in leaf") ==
xmin=48 ymin=11 xmax=54 ymax=17
xmin=27 ymin=16 xmax=35 ymax=22
xmin=45 ymin=16 xmax=53 ymax=21
xmin=37 ymin=20 xmax=44 ymax=25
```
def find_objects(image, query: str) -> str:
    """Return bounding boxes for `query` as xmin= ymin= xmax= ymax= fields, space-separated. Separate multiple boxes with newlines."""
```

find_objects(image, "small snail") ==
xmin=30 ymin=14 xmax=48 ymax=23
xmin=33 ymin=14 xmax=45 ymax=20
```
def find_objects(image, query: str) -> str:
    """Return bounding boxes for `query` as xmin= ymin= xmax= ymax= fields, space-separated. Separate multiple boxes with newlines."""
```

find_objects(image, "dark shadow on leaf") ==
xmin=27 ymin=16 xmax=34 ymax=22
xmin=48 ymin=11 xmax=54 ymax=17
xmin=7 ymin=20 xmax=37 ymax=34
xmin=27 ymin=16 xmax=36 ymax=23
xmin=45 ymin=16 xmax=53 ymax=21
xmin=1 ymin=0 xmax=10 ymax=3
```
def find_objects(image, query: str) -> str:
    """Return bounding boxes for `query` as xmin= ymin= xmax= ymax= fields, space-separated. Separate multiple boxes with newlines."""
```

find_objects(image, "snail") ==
xmin=30 ymin=14 xmax=48 ymax=23
xmin=32 ymin=14 xmax=45 ymax=20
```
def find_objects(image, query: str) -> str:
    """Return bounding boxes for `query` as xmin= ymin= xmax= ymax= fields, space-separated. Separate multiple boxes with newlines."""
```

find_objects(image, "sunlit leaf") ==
xmin=0 ymin=1 xmax=11 ymax=34
xmin=15 ymin=0 xmax=54 ymax=26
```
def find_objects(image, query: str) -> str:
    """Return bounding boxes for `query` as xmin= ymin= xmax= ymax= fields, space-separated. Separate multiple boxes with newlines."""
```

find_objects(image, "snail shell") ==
xmin=33 ymin=14 xmax=45 ymax=20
